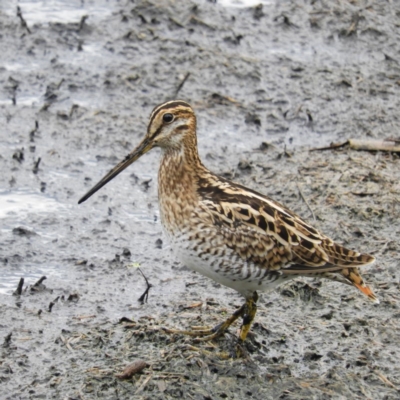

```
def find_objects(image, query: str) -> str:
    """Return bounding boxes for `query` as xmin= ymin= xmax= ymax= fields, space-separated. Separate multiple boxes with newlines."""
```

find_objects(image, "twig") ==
xmin=13 ymin=278 xmax=24 ymax=296
xmin=69 ymin=104 xmax=79 ymax=119
xmin=32 ymin=157 xmax=41 ymax=174
xmin=137 ymin=268 xmax=152 ymax=304
xmin=169 ymin=17 xmax=185 ymax=28
xmin=60 ymin=334 xmax=74 ymax=352
xmin=135 ymin=373 xmax=153 ymax=394
xmin=374 ymin=370 xmax=398 ymax=390
xmin=16 ymin=7 xmax=31 ymax=34
xmin=310 ymin=138 xmax=400 ymax=153
xmin=29 ymin=120 xmax=38 ymax=142
xmin=118 ymin=316 xmax=135 ymax=324
xmin=33 ymin=275 xmax=46 ymax=287
xmin=297 ymin=182 xmax=316 ymax=222
xmin=78 ymin=15 xmax=88 ymax=32
xmin=349 ymin=138 xmax=400 ymax=152
xmin=189 ymin=16 xmax=214 ymax=30
xmin=310 ymin=140 xmax=349 ymax=152
xmin=346 ymin=13 xmax=359 ymax=36
xmin=3 ymin=333 xmax=12 ymax=348
xmin=173 ymin=72 xmax=190 ymax=98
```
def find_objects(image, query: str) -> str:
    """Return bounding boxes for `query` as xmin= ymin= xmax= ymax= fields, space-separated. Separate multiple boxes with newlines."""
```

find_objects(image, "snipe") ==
xmin=79 ymin=100 xmax=378 ymax=349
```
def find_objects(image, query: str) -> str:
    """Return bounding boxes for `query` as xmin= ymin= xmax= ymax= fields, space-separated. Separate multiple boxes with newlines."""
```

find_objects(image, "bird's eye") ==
xmin=163 ymin=113 xmax=174 ymax=123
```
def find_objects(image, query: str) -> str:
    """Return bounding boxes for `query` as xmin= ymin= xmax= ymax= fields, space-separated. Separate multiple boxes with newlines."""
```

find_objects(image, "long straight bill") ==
xmin=78 ymin=138 xmax=152 ymax=204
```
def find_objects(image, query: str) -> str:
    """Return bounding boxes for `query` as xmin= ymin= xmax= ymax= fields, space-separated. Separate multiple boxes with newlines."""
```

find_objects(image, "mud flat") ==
xmin=1 ymin=0 xmax=400 ymax=398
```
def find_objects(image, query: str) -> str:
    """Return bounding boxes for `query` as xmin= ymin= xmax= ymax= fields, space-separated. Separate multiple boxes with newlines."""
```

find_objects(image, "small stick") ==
xmin=173 ymin=72 xmax=190 ymax=98
xmin=3 ymin=333 xmax=12 ymax=347
xmin=29 ymin=120 xmax=39 ymax=142
xmin=189 ymin=16 xmax=215 ymax=30
xmin=78 ymin=15 xmax=88 ymax=32
xmin=69 ymin=104 xmax=79 ymax=118
xmin=56 ymin=78 xmax=64 ymax=90
xmin=32 ymin=157 xmax=41 ymax=174
xmin=137 ymin=268 xmax=152 ymax=304
xmin=309 ymin=140 xmax=349 ymax=152
xmin=310 ymin=138 xmax=400 ymax=153
xmin=349 ymin=138 xmax=400 ymax=152
xmin=169 ymin=17 xmax=185 ymax=28
xmin=374 ymin=370 xmax=398 ymax=390
xmin=13 ymin=278 xmax=24 ymax=296
xmin=346 ymin=13 xmax=359 ymax=36
xmin=16 ymin=6 xmax=31 ymax=34
xmin=135 ymin=373 xmax=153 ymax=395
xmin=118 ymin=316 xmax=135 ymax=324
xmin=33 ymin=275 xmax=46 ymax=287
xmin=297 ymin=183 xmax=316 ymax=222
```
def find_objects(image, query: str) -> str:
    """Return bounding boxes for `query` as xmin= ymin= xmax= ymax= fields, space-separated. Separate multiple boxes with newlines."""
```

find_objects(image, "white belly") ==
xmin=170 ymin=234 xmax=291 ymax=297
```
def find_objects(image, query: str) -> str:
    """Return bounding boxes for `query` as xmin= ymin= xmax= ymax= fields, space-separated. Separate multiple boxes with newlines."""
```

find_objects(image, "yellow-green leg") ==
xmin=194 ymin=301 xmax=247 ymax=342
xmin=164 ymin=291 xmax=259 ymax=345
xmin=238 ymin=291 xmax=258 ymax=343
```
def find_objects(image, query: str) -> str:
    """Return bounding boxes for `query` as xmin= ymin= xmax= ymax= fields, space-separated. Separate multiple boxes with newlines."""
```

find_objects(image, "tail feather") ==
xmin=323 ymin=242 xmax=376 ymax=267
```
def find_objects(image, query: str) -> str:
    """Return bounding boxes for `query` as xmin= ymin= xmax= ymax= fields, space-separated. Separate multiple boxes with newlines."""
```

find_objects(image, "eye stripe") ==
xmin=175 ymin=125 xmax=189 ymax=131
xmin=150 ymin=125 xmax=163 ymax=139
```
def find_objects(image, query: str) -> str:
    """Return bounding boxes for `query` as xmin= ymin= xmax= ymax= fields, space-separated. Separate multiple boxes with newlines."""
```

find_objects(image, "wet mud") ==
xmin=1 ymin=0 xmax=400 ymax=398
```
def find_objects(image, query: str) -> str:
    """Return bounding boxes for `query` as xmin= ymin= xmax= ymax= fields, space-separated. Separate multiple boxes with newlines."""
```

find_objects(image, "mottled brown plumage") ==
xmin=79 ymin=100 xmax=378 ymax=347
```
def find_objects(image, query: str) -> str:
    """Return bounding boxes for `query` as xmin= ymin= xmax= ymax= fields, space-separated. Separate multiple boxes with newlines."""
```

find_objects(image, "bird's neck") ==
xmin=158 ymin=136 xmax=208 ymax=232
xmin=158 ymin=138 xmax=206 ymax=196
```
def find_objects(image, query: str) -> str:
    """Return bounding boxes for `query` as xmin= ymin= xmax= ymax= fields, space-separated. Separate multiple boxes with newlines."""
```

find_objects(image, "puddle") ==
xmin=0 ymin=190 xmax=74 ymax=295
xmin=0 ymin=94 xmax=42 ymax=106
xmin=0 ymin=189 xmax=73 ymax=241
xmin=0 ymin=189 xmax=69 ymax=221
xmin=1 ymin=0 xmax=114 ymax=24
xmin=0 ymin=263 xmax=64 ymax=295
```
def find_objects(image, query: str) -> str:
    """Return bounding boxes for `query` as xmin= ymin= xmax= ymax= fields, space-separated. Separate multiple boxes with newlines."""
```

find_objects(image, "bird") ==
xmin=78 ymin=100 xmax=378 ymax=349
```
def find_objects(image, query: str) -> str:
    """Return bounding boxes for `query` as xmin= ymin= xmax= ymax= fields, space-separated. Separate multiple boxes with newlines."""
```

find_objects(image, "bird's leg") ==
xmin=203 ymin=291 xmax=259 ymax=343
xmin=164 ymin=292 xmax=260 ymax=344
xmin=233 ymin=291 xmax=258 ymax=358
xmin=238 ymin=291 xmax=258 ymax=343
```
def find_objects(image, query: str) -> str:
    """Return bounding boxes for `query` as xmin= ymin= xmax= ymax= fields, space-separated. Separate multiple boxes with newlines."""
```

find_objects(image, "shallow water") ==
xmin=0 ymin=189 xmax=67 ymax=222
xmin=1 ymin=0 xmax=114 ymax=23
xmin=0 ymin=190 xmax=72 ymax=294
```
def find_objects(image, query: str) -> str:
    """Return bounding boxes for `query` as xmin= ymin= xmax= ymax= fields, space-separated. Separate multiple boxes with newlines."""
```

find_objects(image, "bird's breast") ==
xmin=158 ymin=151 xmax=200 ymax=235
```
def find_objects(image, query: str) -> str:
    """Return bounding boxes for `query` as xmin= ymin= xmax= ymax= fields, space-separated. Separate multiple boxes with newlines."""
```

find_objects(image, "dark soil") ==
xmin=1 ymin=0 xmax=400 ymax=399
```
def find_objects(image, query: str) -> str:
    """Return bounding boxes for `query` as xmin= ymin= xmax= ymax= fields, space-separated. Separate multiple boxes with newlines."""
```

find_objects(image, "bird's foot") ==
xmin=193 ymin=322 xmax=230 ymax=342
xmin=163 ymin=322 xmax=227 ymax=340
xmin=163 ymin=292 xmax=258 ymax=359
xmin=232 ymin=341 xmax=249 ymax=359
xmin=182 ymin=341 xmax=249 ymax=360
xmin=183 ymin=344 xmax=232 ymax=360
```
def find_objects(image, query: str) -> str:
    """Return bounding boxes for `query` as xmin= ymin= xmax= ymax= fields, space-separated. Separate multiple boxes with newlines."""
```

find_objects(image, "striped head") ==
xmin=78 ymin=100 xmax=196 ymax=204
xmin=147 ymin=100 xmax=196 ymax=150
